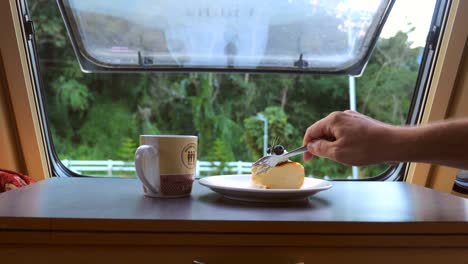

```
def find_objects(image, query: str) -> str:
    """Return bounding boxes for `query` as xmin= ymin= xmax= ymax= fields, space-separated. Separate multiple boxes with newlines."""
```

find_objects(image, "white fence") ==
xmin=61 ymin=160 xmax=253 ymax=177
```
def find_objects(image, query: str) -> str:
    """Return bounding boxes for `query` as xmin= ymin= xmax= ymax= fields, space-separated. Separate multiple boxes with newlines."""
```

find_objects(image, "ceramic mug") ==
xmin=134 ymin=135 xmax=197 ymax=197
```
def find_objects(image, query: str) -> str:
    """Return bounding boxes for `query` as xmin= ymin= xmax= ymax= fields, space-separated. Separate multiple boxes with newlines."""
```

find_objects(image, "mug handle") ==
xmin=135 ymin=145 xmax=160 ymax=195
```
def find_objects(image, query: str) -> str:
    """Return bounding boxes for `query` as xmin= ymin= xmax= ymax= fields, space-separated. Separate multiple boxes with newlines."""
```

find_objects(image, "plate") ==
xmin=198 ymin=174 xmax=332 ymax=203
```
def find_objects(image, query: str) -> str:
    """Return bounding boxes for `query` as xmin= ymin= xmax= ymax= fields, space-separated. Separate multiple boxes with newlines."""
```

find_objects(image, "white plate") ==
xmin=198 ymin=174 xmax=332 ymax=203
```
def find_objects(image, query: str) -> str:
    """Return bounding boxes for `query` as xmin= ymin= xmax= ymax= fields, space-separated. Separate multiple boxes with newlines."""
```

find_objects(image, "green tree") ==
xmin=359 ymin=31 xmax=420 ymax=125
xmin=244 ymin=106 xmax=294 ymax=160
xmin=77 ymin=102 xmax=138 ymax=159
xmin=205 ymin=138 xmax=236 ymax=176
xmin=117 ymin=137 xmax=138 ymax=161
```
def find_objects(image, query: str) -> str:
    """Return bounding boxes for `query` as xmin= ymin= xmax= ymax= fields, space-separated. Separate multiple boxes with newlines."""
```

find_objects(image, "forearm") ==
xmin=388 ymin=119 xmax=468 ymax=169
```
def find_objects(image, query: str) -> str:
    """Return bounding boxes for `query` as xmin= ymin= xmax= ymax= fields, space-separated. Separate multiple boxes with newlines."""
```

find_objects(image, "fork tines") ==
xmin=253 ymin=156 xmax=269 ymax=166
xmin=253 ymin=164 xmax=270 ymax=175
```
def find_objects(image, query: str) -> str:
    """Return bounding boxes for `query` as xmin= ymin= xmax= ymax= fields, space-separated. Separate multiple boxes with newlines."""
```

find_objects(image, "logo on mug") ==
xmin=181 ymin=143 xmax=197 ymax=169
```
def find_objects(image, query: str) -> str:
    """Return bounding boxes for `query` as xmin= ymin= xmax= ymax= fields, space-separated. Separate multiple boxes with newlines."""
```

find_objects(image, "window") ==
xmin=454 ymin=170 xmax=468 ymax=194
xmin=57 ymin=0 xmax=393 ymax=74
xmin=27 ymin=0 xmax=440 ymax=180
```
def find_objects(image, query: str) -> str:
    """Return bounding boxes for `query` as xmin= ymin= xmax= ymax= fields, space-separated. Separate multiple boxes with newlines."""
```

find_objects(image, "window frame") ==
xmin=0 ymin=0 xmax=50 ymax=180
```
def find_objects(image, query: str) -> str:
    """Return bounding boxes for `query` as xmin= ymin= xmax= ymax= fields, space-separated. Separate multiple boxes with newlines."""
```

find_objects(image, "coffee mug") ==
xmin=134 ymin=135 xmax=197 ymax=197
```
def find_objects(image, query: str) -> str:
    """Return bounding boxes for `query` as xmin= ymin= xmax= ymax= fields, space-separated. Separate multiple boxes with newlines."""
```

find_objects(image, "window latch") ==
xmin=138 ymin=51 xmax=154 ymax=67
xmin=23 ymin=14 xmax=35 ymax=40
xmin=427 ymin=25 xmax=440 ymax=50
xmin=294 ymin=53 xmax=309 ymax=69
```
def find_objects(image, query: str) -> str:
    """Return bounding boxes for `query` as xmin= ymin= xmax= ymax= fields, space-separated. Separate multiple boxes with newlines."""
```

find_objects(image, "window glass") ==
xmin=454 ymin=170 xmax=468 ymax=193
xmin=57 ymin=0 xmax=392 ymax=74
xmin=29 ymin=0 xmax=436 ymax=179
xmin=458 ymin=171 xmax=468 ymax=180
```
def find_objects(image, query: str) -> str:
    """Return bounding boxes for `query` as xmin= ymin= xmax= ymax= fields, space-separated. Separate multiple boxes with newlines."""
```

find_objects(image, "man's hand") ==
xmin=303 ymin=111 xmax=468 ymax=169
xmin=302 ymin=110 xmax=396 ymax=166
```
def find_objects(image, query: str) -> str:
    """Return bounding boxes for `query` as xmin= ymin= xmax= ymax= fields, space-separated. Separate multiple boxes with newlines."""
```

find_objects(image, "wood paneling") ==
xmin=0 ymin=178 xmax=467 ymax=263
xmin=0 ymin=52 xmax=25 ymax=172
xmin=0 ymin=179 xmax=467 ymax=234
xmin=2 ymin=245 xmax=467 ymax=264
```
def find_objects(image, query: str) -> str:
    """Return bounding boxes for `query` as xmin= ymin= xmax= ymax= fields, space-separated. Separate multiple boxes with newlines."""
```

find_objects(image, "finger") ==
xmin=344 ymin=109 xmax=362 ymax=118
xmin=302 ymin=118 xmax=327 ymax=147
xmin=344 ymin=110 xmax=385 ymax=124
xmin=307 ymin=140 xmax=335 ymax=159
xmin=303 ymin=151 xmax=313 ymax=162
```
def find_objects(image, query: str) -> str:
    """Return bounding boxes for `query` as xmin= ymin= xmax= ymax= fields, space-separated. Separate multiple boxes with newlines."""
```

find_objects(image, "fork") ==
xmin=252 ymin=146 xmax=308 ymax=175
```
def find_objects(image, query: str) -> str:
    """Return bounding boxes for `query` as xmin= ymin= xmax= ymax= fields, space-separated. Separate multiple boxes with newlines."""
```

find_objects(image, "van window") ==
xmin=28 ymin=0 xmax=437 ymax=179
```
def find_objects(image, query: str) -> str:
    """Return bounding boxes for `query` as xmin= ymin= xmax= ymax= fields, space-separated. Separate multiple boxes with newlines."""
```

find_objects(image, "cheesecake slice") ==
xmin=251 ymin=161 xmax=305 ymax=189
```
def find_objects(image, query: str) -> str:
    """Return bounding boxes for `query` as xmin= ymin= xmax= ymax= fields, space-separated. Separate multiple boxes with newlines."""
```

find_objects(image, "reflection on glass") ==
xmin=63 ymin=0 xmax=389 ymax=70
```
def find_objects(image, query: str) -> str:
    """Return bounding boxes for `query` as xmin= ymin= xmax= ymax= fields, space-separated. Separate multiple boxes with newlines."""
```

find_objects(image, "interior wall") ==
xmin=428 ymin=32 xmax=468 ymax=194
xmin=0 ymin=52 xmax=25 ymax=172
xmin=406 ymin=0 xmax=468 ymax=195
xmin=447 ymin=40 xmax=468 ymax=197
xmin=447 ymin=41 xmax=468 ymax=119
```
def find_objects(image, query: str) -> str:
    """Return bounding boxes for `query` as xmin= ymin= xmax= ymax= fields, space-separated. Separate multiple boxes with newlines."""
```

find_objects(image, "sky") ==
xmin=380 ymin=0 xmax=437 ymax=48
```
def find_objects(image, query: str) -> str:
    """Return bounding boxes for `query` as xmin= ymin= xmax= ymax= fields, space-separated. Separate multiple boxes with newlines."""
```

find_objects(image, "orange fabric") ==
xmin=0 ymin=169 xmax=36 ymax=192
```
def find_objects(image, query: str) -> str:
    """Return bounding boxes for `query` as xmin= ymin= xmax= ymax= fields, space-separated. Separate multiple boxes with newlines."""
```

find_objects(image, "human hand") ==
xmin=302 ymin=110 xmax=397 ymax=166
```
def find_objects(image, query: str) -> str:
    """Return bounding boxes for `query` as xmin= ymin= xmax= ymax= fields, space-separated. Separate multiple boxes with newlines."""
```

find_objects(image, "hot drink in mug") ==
xmin=134 ymin=135 xmax=197 ymax=197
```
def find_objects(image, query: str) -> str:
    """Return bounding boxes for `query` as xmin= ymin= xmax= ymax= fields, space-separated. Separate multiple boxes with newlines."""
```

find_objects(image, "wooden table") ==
xmin=1 ymin=177 xmax=467 ymax=263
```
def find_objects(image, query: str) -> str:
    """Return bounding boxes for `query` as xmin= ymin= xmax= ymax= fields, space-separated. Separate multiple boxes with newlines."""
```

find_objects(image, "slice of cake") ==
xmin=251 ymin=145 xmax=305 ymax=189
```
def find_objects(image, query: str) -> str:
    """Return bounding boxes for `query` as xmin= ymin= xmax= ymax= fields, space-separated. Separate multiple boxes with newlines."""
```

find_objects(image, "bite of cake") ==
xmin=251 ymin=145 xmax=305 ymax=189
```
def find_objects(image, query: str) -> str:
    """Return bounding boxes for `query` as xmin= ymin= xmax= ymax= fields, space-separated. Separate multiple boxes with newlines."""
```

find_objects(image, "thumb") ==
xmin=307 ymin=140 xmax=334 ymax=159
